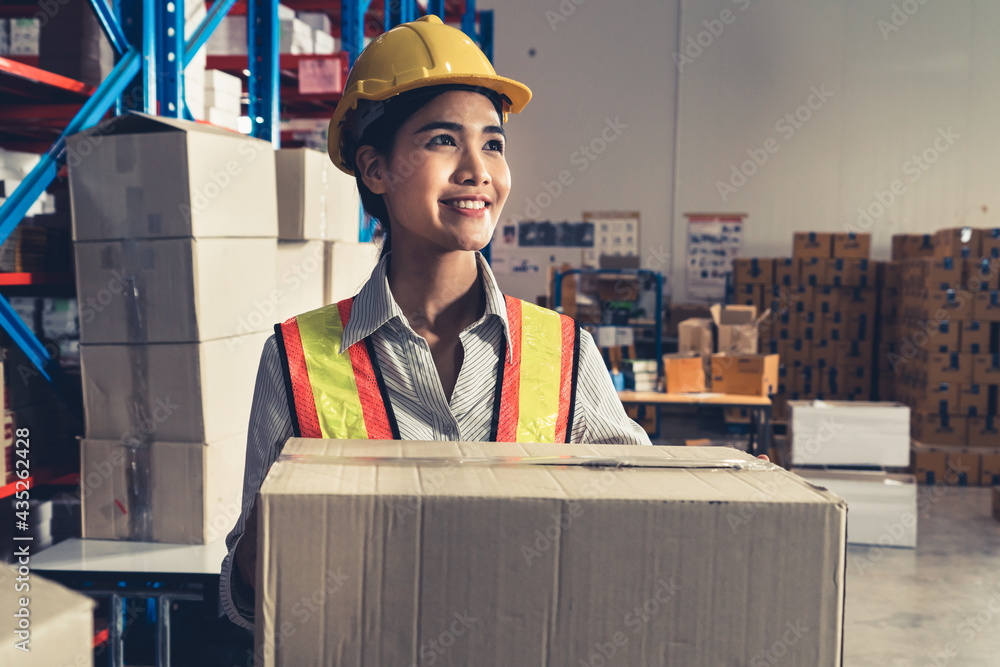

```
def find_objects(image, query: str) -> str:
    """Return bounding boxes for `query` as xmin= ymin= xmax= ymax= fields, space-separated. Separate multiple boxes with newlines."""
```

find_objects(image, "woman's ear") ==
xmin=355 ymin=146 xmax=389 ymax=195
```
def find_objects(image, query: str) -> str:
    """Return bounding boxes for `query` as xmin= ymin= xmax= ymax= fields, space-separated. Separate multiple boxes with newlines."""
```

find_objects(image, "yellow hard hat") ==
xmin=327 ymin=14 xmax=532 ymax=175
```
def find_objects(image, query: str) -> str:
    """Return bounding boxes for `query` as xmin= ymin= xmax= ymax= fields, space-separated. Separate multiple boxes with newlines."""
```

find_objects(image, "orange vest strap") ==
xmin=338 ymin=299 xmax=397 ymax=440
xmin=275 ymin=315 xmax=323 ymax=439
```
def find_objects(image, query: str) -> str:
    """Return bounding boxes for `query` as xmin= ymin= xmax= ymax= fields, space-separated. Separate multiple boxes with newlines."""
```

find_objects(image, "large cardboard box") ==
xmin=792 ymin=469 xmax=916 ymax=548
xmin=792 ymin=232 xmax=833 ymax=259
xmin=919 ymin=351 xmax=972 ymax=385
xmin=677 ymin=318 xmax=713 ymax=356
xmin=934 ymin=226 xmax=982 ymax=259
xmin=967 ymin=258 xmax=998 ymax=291
xmin=962 ymin=320 xmax=999 ymax=354
xmin=774 ymin=257 xmax=801 ymax=286
xmin=255 ymin=440 xmax=847 ymax=666
xmin=662 ymin=353 xmax=705 ymax=393
xmin=0 ymin=564 xmax=94 ymax=665
xmin=973 ymin=354 xmax=1000 ymax=385
xmin=68 ymin=113 xmax=278 ymax=241
xmin=81 ymin=433 xmax=245 ymax=543
xmin=323 ymin=240 xmax=379 ymax=305
xmin=74 ymin=237 xmax=277 ymax=343
xmin=732 ymin=257 xmax=773 ymax=284
xmin=275 ymin=148 xmax=360 ymax=241
xmin=789 ymin=400 xmax=910 ymax=467
xmin=711 ymin=304 xmax=764 ymax=354
xmin=276 ymin=240 xmax=325 ymax=322
xmin=974 ymin=290 xmax=1000 ymax=321
xmin=921 ymin=257 xmax=964 ymax=290
xmin=984 ymin=228 xmax=1000 ymax=260
xmin=912 ymin=381 xmax=960 ymax=414
xmin=910 ymin=442 xmax=948 ymax=484
xmin=911 ymin=412 xmax=967 ymax=447
xmin=892 ymin=233 xmax=934 ymax=259
xmin=946 ymin=449 xmax=981 ymax=486
xmin=924 ymin=289 xmax=975 ymax=321
xmin=958 ymin=383 xmax=998 ymax=417
xmin=801 ymin=258 xmax=824 ymax=286
xmin=967 ymin=416 xmax=1000 ymax=447
xmin=710 ymin=353 xmax=778 ymax=396
xmin=80 ymin=331 xmax=268 ymax=443
xmin=832 ymin=232 xmax=871 ymax=259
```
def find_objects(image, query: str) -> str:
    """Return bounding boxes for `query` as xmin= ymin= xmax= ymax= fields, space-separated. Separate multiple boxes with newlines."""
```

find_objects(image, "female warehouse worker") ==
xmin=219 ymin=14 xmax=652 ymax=631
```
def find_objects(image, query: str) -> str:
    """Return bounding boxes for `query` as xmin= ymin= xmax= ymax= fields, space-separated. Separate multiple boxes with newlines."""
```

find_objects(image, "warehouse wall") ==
xmin=486 ymin=0 xmax=1000 ymax=303
xmin=480 ymin=0 xmax=679 ymax=302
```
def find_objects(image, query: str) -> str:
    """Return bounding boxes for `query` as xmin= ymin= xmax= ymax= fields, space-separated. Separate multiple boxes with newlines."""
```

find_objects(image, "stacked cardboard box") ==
xmin=881 ymin=226 xmax=1000 ymax=485
xmin=68 ymin=114 xmax=279 ymax=543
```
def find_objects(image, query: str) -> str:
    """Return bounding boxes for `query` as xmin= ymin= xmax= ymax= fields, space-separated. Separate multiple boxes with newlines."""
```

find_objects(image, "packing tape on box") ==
xmin=275 ymin=454 xmax=773 ymax=471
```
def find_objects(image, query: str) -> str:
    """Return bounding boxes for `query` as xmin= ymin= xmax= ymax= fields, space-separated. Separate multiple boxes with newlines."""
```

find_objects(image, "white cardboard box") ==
xmin=312 ymin=29 xmax=336 ymax=55
xmin=280 ymin=17 xmax=313 ymax=54
xmin=205 ymin=68 xmax=243 ymax=97
xmin=256 ymin=441 xmax=846 ymax=666
xmin=324 ymin=240 xmax=378 ymax=304
xmin=206 ymin=15 xmax=247 ymax=55
xmin=276 ymin=240 xmax=325 ymax=321
xmin=80 ymin=330 xmax=268 ymax=443
xmin=0 ymin=565 xmax=94 ymax=665
xmin=68 ymin=113 xmax=277 ymax=240
xmin=81 ymin=432 xmax=245 ymax=544
xmin=275 ymin=148 xmax=360 ymax=241
xmin=789 ymin=400 xmax=911 ymax=467
xmin=793 ymin=469 xmax=918 ymax=549
xmin=207 ymin=106 xmax=241 ymax=132
xmin=74 ymin=237 xmax=277 ymax=344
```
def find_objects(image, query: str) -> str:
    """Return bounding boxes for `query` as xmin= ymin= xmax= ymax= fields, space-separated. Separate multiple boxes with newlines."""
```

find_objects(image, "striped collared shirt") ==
xmin=220 ymin=250 xmax=651 ymax=630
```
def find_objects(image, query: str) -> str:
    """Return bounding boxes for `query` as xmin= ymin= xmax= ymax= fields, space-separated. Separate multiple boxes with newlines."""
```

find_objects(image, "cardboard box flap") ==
xmin=74 ymin=111 xmax=249 ymax=140
xmin=265 ymin=440 xmax=842 ymax=506
xmin=710 ymin=303 xmax=757 ymax=325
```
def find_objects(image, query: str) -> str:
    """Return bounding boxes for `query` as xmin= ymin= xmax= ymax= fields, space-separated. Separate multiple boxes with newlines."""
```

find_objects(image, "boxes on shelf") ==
xmin=276 ymin=148 xmax=361 ymax=241
xmin=80 ymin=432 xmax=246 ymax=544
xmin=206 ymin=15 xmax=248 ymax=55
xmin=792 ymin=469 xmax=916 ymax=548
xmin=911 ymin=442 xmax=1000 ymax=486
xmin=622 ymin=359 xmax=658 ymax=392
xmin=298 ymin=57 xmax=344 ymax=94
xmin=662 ymin=353 xmax=705 ymax=393
xmin=792 ymin=232 xmax=832 ymax=259
xmin=73 ymin=237 xmax=278 ymax=344
xmin=788 ymin=401 xmax=910 ymax=467
xmin=255 ymin=440 xmax=847 ymax=666
xmin=710 ymin=354 xmax=778 ymax=396
xmin=280 ymin=17 xmax=314 ymax=54
xmin=68 ymin=114 xmax=278 ymax=241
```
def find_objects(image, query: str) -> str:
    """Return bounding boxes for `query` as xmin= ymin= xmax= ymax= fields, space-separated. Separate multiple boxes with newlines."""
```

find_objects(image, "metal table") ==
xmin=31 ymin=537 xmax=229 ymax=667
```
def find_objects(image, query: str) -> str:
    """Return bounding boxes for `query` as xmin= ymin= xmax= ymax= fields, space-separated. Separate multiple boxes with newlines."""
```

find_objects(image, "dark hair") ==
xmin=345 ymin=85 xmax=505 ymax=260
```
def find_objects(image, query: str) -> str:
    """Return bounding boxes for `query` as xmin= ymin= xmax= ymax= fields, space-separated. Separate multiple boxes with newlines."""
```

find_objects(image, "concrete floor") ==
xmin=843 ymin=486 xmax=1000 ymax=667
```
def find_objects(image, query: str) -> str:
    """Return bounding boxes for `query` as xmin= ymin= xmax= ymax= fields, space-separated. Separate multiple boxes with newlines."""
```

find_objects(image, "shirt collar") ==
xmin=340 ymin=250 xmax=513 ymax=364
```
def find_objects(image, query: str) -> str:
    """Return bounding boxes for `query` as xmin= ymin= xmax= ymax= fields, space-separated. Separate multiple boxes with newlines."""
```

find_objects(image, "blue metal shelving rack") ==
xmin=0 ymin=0 xmax=495 ymax=407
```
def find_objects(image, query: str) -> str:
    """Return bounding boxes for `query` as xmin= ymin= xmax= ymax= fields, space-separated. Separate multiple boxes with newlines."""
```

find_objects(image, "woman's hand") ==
xmin=234 ymin=501 xmax=259 ymax=591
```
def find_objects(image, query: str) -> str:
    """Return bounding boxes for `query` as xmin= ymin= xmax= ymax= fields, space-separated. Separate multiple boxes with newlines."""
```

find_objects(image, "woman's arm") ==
xmin=569 ymin=328 xmax=653 ymax=445
xmin=220 ymin=334 xmax=294 ymax=630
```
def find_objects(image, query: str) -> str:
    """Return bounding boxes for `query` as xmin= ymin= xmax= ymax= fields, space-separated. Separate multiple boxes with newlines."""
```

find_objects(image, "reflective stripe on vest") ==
xmin=277 ymin=295 xmax=578 ymax=442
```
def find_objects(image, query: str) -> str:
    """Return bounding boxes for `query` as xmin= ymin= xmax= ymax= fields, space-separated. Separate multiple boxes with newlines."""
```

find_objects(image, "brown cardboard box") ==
xmin=801 ymin=258 xmax=824 ymax=287
xmin=765 ymin=284 xmax=805 ymax=315
xmin=946 ymin=450 xmax=981 ymax=486
xmin=256 ymin=441 xmax=847 ymax=666
xmin=922 ymin=257 xmax=964 ymax=290
xmin=841 ymin=365 xmax=870 ymax=398
xmin=814 ymin=286 xmax=840 ymax=316
xmin=666 ymin=304 xmax=713 ymax=337
xmin=761 ymin=311 xmax=793 ymax=343
xmin=793 ymin=232 xmax=833 ymax=259
xmin=81 ymin=433 xmax=246 ymax=543
xmin=934 ymin=227 xmax=982 ymax=259
xmin=0 ymin=563 xmax=95 ymax=666
xmin=834 ymin=340 xmax=874 ymax=367
xmin=892 ymin=234 xmax=935 ymax=260
xmin=820 ymin=313 xmax=844 ymax=342
xmin=967 ymin=416 xmax=1000 ymax=447
xmin=926 ymin=289 xmax=976 ymax=321
xmin=903 ymin=318 xmax=960 ymax=354
xmin=779 ymin=339 xmax=810 ymax=369
xmin=711 ymin=305 xmax=763 ymax=354
xmin=974 ymin=291 xmax=1000 ymax=321
xmin=840 ymin=287 xmax=878 ymax=317
xmin=962 ymin=321 xmax=999 ymax=354
xmin=810 ymin=338 xmax=835 ymax=369
xmin=911 ymin=381 xmax=961 ymax=414
xmin=966 ymin=258 xmax=999 ymax=291
xmin=981 ymin=452 xmax=1000 ymax=487
xmin=911 ymin=442 xmax=948 ymax=484
xmin=919 ymin=352 xmax=972 ymax=385
xmin=973 ymin=354 xmax=1000 ymax=384
xmin=774 ymin=258 xmax=801 ymax=286
xmin=911 ymin=412 xmax=968 ymax=446
xmin=832 ymin=232 xmax=871 ymax=259
xmin=711 ymin=354 xmax=780 ymax=396
xmin=789 ymin=364 xmax=819 ymax=396
xmin=733 ymin=283 xmax=764 ymax=310
xmin=678 ymin=318 xmax=714 ymax=356
xmin=983 ymin=228 xmax=1000 ymax=260
xmin=662 ymin=354 xmax=706 ymax=394
xmin=786 ymin=285 xmax=815 ymax=314
xmin=793 ymin=311 xmax=818 ymax=342
xmin=817 ymin=365 xmax=848 ymax=399
xmin=845 ymin=313 xmax=874 ymax=341
xmin=880 ymin=261 xmax=904 ymax=288
xmin=733 ymin=258 xmax=774 ymax=285
xmin=958 ymin=384 xmax=998 ymax=417
xmin=822 ymin=259 xmax=875 ymax=288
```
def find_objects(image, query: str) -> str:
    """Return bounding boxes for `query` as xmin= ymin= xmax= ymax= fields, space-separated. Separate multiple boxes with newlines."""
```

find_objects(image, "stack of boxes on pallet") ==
xmin=732 ymin=231 xmax=876 ymax=423
xmin=884 ymin=227 xmax=1000 ymax=486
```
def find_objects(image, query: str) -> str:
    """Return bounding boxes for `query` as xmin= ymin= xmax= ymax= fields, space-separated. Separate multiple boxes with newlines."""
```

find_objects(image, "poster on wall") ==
xmin=685 ymin=213 xmax=746 ymax=301
xmin=582 ymin=211 xmax=640 ymax=267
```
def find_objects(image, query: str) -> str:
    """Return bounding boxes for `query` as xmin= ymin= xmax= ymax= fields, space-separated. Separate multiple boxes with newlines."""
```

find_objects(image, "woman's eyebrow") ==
xmin=414 ymin=121 xmax=506 ymax=138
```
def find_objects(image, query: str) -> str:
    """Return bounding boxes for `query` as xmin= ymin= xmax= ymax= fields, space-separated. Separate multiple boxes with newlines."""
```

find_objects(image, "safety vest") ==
xmin=274 ymin=295 xmax=581 ymax=443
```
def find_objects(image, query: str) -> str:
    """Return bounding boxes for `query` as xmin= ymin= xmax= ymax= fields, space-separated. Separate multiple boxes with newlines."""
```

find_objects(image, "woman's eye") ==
xmin=428 ymin=134 xmax=456 ymax=147
xmin=485 ymin=139 xmax=504 ymax=153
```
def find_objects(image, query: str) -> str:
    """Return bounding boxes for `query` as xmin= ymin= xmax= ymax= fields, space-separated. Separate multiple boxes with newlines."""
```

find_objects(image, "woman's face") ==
xmin=369 ymin=90 xmax=510 ymax=256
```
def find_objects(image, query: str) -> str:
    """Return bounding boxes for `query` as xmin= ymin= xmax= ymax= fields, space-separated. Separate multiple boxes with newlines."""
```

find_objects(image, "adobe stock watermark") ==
xmin=545 ymin=0 xmax=591 ymax=31
xmin=518 ymin=116 xmax=628 ymax=220
xmin=878 ymin=0 xmax=933 ymax=41
xmin=851 ymin=484 xmax=947 ymax=575
xmin=925 ymin=580 xmax=1000 ymax=667
xmin=673 ymin=0 xmax=755 ymax=72
xmin=406 ymin=610 xmax=478 ymax=667
xmin=717 ymin=85 xmax=834 ymax=202
xmin=577 ymin=577 xmax=682 ymax=667
xmin=848 ymin=127 xmax=959 ymax=234
xmin=750 ymin=619 xmax=810 ymax=667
